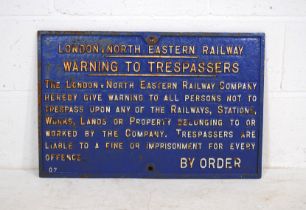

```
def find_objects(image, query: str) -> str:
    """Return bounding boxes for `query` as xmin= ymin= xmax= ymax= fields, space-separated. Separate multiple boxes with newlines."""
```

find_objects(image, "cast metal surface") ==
xmin=38 ymin=31 xmax=264 ymax=178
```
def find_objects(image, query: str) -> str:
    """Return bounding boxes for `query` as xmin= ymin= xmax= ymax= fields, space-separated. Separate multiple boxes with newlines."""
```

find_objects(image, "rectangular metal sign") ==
xmin=38 ymin=31 xmax=264 ymax=178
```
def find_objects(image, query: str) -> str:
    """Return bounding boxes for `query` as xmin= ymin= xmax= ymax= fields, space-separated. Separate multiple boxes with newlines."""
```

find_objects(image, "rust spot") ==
xmin=80 ymin=174 xmax=90 ymax=178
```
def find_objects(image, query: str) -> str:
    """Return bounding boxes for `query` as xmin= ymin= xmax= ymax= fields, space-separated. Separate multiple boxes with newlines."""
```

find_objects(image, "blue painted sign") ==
xmin=38 ymin=32 xmax=264 ymax=178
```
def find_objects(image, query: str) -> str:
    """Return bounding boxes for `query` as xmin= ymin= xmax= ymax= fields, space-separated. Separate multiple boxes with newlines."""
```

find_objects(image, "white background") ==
xmin=0 ymin=0 xmax=306 ymax=210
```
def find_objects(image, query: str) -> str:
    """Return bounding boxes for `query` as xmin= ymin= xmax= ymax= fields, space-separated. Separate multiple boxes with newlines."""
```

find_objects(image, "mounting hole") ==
xmin=147 ymin=164 xmax=155 ymax=172
xmin=146 ymin=35 xmax=158 ymax=45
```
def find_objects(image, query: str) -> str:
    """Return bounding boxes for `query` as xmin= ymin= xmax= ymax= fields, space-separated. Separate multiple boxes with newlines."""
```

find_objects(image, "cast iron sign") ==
xmin=38 ymin=31 xmax=264 ymax=178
